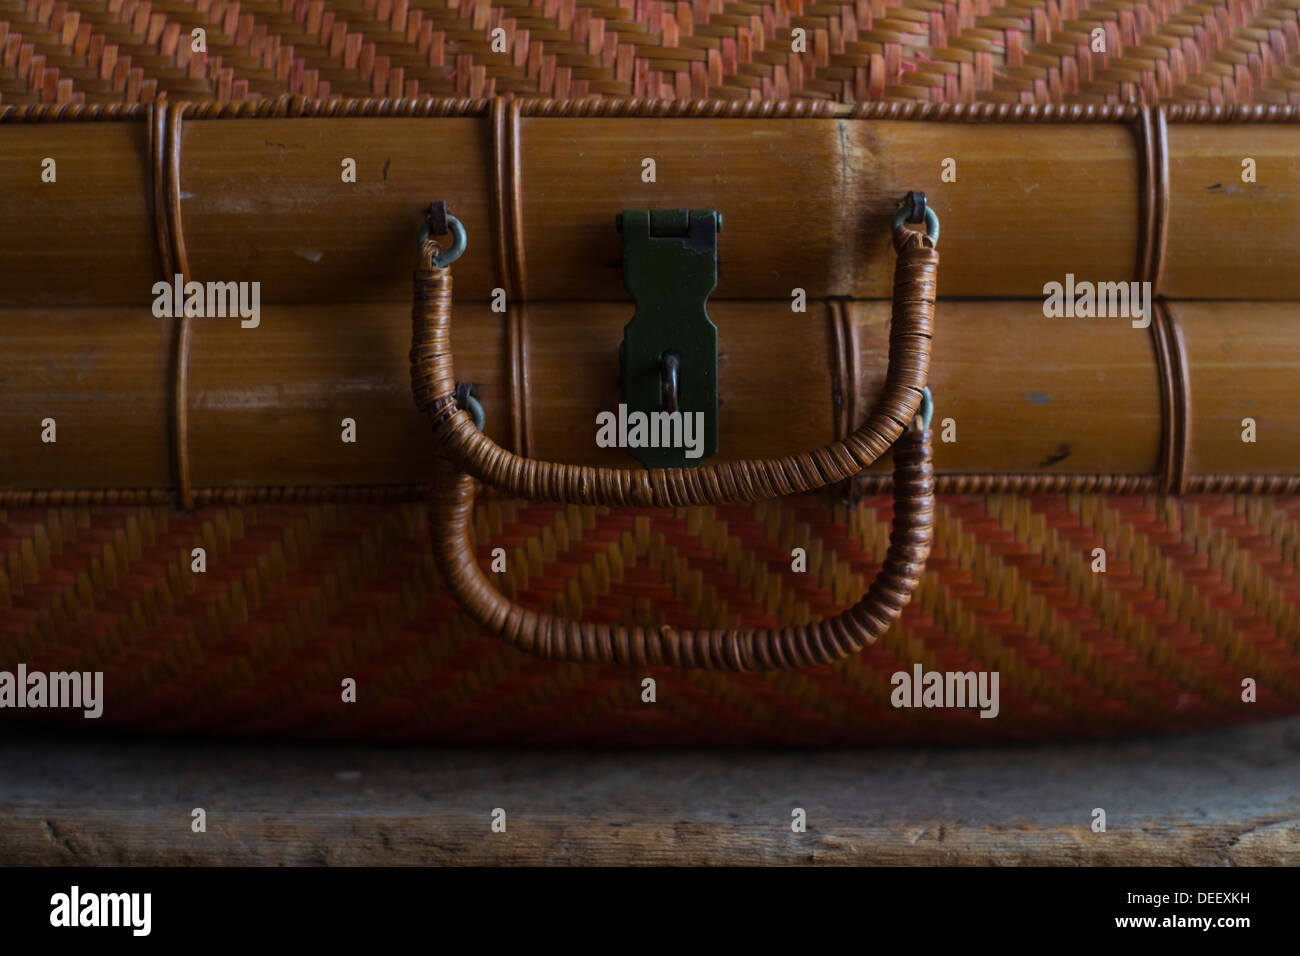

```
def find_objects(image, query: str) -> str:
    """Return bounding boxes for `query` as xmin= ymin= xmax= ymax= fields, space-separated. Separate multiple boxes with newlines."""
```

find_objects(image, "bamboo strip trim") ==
xmin=507 ymin=303 xmax=534 ymax=459
xmin=1151 ymin=300 xmax=1190 ymax=495
xmin=493 ymin=96 xmax=531 ymax=458
xmin=7 ymin=98 xmax=1300 ymax=125
xmin=5 ymin=474 xmax=1300 ymax=508
xmin=1163 ymin=104 xmax=1300 ymax=121
xmin=862 ymin=475 xmax=1166 ymax=493
xmin=856 ymin=475 xmax=1300 ymax=493
xmin=506 ymin=98 xmax=526 ymax=300
xmin=847 ymin=102 xmax=1146 ymax=121
xmin=490 ymin=97 xmax=525 ymax=300
xmin=149 ymin=99 xmax=173 ymax=278
xmin=0 ymin=486 xmax=429 ymax=506
xmin=0 ymin=100 xmax=1156 ymax=123
xmin=1151 ymin=300 xmax=1177 ymax=495
xmin=164 ymin=101 xmax=194 ymax=510
xmin=827 ymin=298 xmax=854 ymax=442
xmin=515 ymin=98 xmax=842 ymax=117
xmin=178 ymin=98 xmax=493 ymax=119
xmin=1151 ymin=107 xmax=1171 ymax=296
xmin=1184 ymin=476 xmax=1300 ymax=493
xmin=165 ymin=106 xmax=192 ymax=278
xmin=826 ymin=297 xmax=853 ymax=499
xmin=1158 ymin=301 xmax=1192 ymax=495
xmin=506 ymin=303 xmax=523 ymax=458
xmin=1135 ymin=106 xmax=1157 ymax=287
xmin=0 ymin=104 xmax=149 ymax=121
xmin=170 ymin=312 xmax=195 ymax=511
xmin=490 ymin=97 xmax=511 ymax=295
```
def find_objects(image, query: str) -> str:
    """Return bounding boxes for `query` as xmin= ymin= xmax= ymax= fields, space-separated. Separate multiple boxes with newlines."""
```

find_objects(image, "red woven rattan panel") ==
xmin=4 ymin=493 xmax=1298 ymax=744
xmin=4 ymin=0 xmax=1300 ymax=106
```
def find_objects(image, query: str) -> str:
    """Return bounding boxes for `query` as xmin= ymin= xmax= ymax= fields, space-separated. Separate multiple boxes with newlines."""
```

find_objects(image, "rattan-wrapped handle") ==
xmin=412 ymin=228 xmax=936 ymax=507
xmin=429 ymin=426 xmax=934 ymax=670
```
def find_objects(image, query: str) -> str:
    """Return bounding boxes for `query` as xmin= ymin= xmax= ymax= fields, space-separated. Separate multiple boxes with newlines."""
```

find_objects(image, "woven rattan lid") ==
xmin=1 ymin=1 xmax=1294 ymax=107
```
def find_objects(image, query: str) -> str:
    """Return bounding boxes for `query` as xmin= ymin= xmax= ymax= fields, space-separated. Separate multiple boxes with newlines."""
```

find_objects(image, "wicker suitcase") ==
xmin=2 ymin=0 xmax=1299 ymax=744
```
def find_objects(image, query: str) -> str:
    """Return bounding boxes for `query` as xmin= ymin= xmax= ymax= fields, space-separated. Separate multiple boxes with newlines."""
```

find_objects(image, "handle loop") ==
xmin=429 ymin=426 xmax=934 ymax=670
xmin=411 ymin=209 xmax=938 ymax=507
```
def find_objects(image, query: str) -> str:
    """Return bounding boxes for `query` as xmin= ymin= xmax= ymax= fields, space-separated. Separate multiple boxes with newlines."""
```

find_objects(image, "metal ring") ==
xmin=464 ymin=394 xmax=485 ymax=431
xmin=418 ymin=214 xmax=468 ymax=268
xmin=454 ymin=381 xmax=486 ymax=431
xmin=910 ymin=386 xmax=934 ymax=431
xmin=891 ymin=205 xmax=940 ymax=245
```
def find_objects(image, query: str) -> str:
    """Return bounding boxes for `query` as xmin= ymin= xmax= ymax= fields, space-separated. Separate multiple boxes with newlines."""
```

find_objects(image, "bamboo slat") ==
xmin=1180 ymin=302 xmax=1300 ymax=475
xmin=0 ymin=122 xmax=156 ymax=305
xmin=10 ymin=108 xmax=1300 ymax=304
xmin=1163 ymin=123 xmax=1300 ymax=299
xmin=0 ymin=307 xmax=172 ymax=489
xmin=4 ymin=298 xmax=1298 ymax=494
xmin=8 ymin=105 xmax=1300 ymax=305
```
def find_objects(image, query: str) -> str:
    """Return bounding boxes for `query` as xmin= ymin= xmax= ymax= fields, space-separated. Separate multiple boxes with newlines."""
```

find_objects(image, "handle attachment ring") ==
xmin=418 ymin=213 xmax=468 ymax=268
xmin=892 ymin=202 xmax=940 ymax=247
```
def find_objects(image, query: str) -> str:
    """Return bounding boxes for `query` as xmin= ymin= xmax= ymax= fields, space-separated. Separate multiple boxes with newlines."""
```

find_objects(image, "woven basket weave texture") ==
xmin=4 ymin=493 xmax=1299 ymax=743
xmin=3 ymin=0 xmax=1300 ymax=106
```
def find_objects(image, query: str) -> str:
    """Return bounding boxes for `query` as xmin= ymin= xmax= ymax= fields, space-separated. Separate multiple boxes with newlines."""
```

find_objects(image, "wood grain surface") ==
xmin=1163 ymin=124 xmax=1300 ymax=300
xmin=5 ymin=111 xmax=1297 ymax=303
xmin=10 ymin=296 xmax=1300 ymax=490
xmin=1179 ymin=301 xmax=1300 ymax=476
xmin=0 ymin=123 xmax=156 ymax=307
xmin=0 ymin=116 xmax=1145 ymax=306
xmin=2 ymin=719 xmax=1298 ymax=865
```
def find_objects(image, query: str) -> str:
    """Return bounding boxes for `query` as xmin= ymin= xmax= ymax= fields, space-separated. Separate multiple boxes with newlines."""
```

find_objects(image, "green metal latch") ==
xmin=617 ymin=209 xmax=720 ymax=469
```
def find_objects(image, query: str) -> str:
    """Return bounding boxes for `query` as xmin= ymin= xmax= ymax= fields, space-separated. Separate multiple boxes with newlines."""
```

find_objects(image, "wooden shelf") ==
xmin=2 ymin=719 xmax=1299 ymax=865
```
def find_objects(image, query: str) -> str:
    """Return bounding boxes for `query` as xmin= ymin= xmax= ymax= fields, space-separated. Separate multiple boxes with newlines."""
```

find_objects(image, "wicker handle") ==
xmin=412 ymin=226 xmax=936 ymax=507
xmin=429 ymin=426 xmax=934 ymax=670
